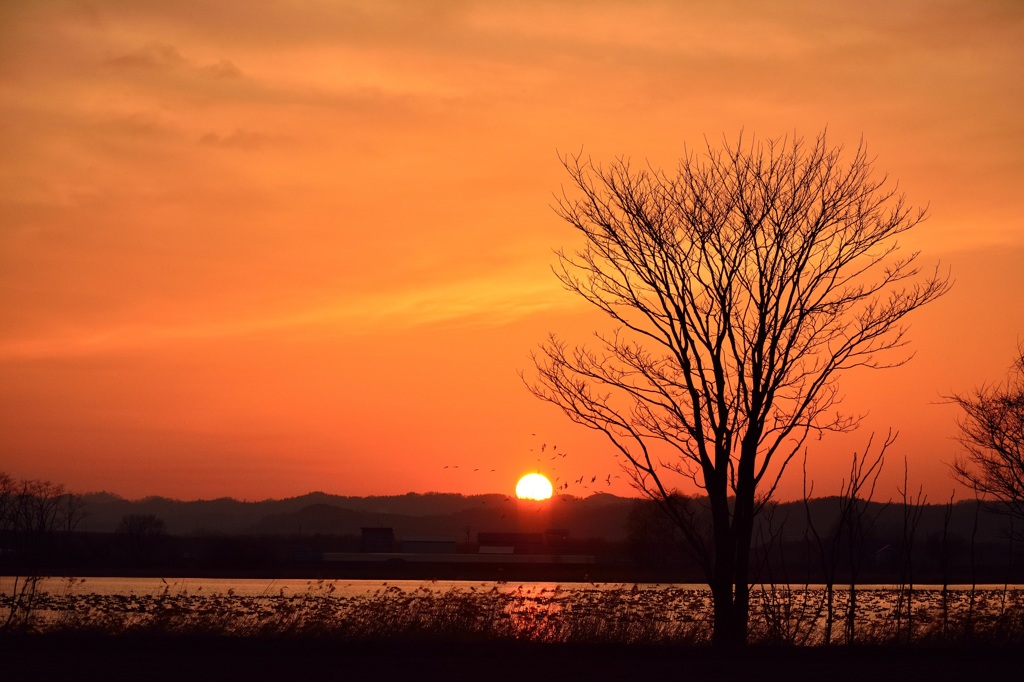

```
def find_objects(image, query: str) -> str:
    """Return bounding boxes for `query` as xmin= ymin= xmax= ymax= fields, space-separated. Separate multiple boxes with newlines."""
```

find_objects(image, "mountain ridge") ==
xmin=71 ymin=491 xmax=1020 ymax=549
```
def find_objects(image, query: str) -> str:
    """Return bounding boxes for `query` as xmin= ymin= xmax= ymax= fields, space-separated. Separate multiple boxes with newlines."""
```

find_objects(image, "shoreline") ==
xmin=3 ymin=633 xmax=1019 ymax=682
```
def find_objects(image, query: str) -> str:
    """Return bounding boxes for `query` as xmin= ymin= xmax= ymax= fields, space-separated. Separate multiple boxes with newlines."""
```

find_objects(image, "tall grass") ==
xmin=2 ymin=580 xmax=1021 ymax=647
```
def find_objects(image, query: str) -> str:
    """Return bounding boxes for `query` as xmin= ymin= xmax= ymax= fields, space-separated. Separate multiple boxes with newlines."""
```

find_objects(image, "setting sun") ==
xmin=515 ymin=473 xmax=553 ymax=501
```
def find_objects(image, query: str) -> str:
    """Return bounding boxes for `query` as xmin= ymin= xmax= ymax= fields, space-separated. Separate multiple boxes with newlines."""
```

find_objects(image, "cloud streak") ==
xmin=0 ymin=270 xmax=575 ymax=360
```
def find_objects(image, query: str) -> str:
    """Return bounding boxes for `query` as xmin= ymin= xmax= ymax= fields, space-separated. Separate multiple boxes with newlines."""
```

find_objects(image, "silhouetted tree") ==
xmin=894 ymin=459 xmax=926 ymax=642
xmin=0 ymin=473 xmax=84 ymax=628
xmin=116 ymin=513 xmax=168 ymax=565
xmin=938 ymin=490 xmax=956 ymax=639
xmin=803 ymin=432 xmax=888 ymax=645
xmin=529 ymin=132 xmax=949 ymax=646
xmin=950 ymin=348 xmax=1024 ymax=524
xmin=626 ymin=493 xmax=705 ymax=572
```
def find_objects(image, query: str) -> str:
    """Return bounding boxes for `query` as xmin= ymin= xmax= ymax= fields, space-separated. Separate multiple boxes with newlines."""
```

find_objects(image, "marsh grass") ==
xmin=749 ymin=584 xmax=1024 ymax=646
xmin=2 ymin=579 xmax=1021 ymax=648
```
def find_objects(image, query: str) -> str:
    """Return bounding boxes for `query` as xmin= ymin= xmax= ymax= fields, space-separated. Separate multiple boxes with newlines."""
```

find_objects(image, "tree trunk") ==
xmin=728 ymin=441 xmax=759 ymax=647
xmin=709 ymin=528 xmax=755 ymax=647
xmin=707 ymin=467 xmax=756 ymax=648
xmin=710 ymin=577 xmax=736 ymax=646
xmin=731 ymin=493 xmax=755 ymax=646
xmin=709 ymin=483 xmax=736 ymax=647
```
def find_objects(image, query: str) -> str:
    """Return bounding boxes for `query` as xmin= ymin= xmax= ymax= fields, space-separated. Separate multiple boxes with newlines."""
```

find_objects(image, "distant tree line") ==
xmin=2 ymin=468 xmax=1022 ymax=588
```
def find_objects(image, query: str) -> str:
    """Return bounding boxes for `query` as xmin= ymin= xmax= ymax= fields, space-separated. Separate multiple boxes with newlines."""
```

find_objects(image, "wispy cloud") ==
xmin=104 ymin=42 xmax=187 ymax=70
xmin=105 ymin=41 xmax=244 ymax=80
xmin=0 ymin=271 xmax=575 ymax=360
xmin=198 ymin=128 xmax=288 ymax=151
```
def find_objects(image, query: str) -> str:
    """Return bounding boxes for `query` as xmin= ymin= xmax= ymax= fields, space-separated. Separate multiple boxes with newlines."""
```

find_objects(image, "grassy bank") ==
xmin=3 ymin=580 xmax=1022 ymax=681
xmin=5 ymin=580 xmax=1023 ymax=648
xmin=2 ymin=633 xmax=1021 ymax=682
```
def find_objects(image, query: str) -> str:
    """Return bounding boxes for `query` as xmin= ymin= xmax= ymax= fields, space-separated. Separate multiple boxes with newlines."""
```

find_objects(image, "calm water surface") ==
xmin=3 ymin=576 xmax=1020 ymax=598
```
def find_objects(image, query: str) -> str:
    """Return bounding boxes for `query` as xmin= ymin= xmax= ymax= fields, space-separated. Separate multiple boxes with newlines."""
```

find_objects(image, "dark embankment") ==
xmin=1 ymin=634 xmax=1017 ymax=682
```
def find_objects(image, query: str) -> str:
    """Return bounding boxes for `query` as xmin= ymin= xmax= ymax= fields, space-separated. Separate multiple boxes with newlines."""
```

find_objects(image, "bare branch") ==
xmin=948 ymin=347 xmax=1024 ymax=522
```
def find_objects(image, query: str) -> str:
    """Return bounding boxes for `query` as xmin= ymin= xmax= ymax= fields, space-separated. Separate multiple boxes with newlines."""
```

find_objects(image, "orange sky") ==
xmin=1 ymin=1 xmax=1022 ymax=502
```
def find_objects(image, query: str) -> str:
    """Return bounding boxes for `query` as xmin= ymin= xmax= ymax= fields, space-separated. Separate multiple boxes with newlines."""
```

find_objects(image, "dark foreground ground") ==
xmin=0 ymin=634 xmax=1014 ymax=682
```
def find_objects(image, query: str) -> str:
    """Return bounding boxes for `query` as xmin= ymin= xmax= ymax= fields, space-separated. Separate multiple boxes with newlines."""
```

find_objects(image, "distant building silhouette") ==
xmin=477 ymin=530 xmax=571 ymax=554
xmin=401 ymin=537 xmax=457 ymax=554
xmin=360 ymin=527 xmax=394 ymax=553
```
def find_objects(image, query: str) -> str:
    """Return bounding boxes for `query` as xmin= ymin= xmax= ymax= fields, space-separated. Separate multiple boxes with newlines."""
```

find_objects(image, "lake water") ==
xmin=3 ymin=576 xmax=1020 ymax=597
xmin=2 ymin=576 xmax=708 ymax=597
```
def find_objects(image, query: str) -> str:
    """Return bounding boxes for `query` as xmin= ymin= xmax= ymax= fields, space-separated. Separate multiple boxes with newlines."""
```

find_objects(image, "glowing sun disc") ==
xmin=516 ymin=473 xmax=553 ymax=500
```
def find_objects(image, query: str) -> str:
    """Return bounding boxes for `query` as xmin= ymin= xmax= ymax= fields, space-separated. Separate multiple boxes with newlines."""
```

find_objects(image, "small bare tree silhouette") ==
xmin=950 ymin=348 xmax=1024 ymax=526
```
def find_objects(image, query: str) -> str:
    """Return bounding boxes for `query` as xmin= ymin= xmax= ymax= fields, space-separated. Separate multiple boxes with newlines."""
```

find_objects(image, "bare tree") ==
xmin=529 ymin=132 xmax=949 ymax=646
xmin=939 ymin=490 xmax=956 ymax=639
xmin=626 ymin=493 xmax=703 ymax=572
xmin=0 ymin=473 xmax=84 ymax=628
xmin=893 ymin=459 xmax=926 ymax=643
xmin=116 ymin=513 xmax=168 ymax=566
xmin=803 ymin=432 xmax=888 ymax=645
xmin=950 ymin=348 xmax=1024 ymax=524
